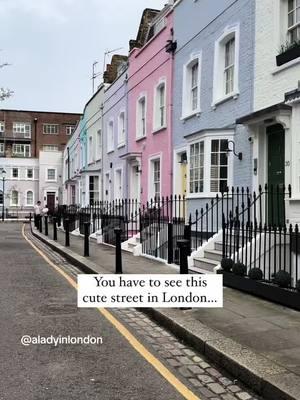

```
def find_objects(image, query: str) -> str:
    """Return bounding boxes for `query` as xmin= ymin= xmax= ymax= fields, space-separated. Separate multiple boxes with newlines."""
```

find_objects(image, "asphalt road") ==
xmin=0 ymin=223 xmax=260 ymax=400
xmin=0 ymin=223 xmax=185 ymax=400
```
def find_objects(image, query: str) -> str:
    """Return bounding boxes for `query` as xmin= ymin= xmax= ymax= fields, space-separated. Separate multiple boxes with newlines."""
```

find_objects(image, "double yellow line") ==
xmin=22 ymin=225 xmax=200 ymax=400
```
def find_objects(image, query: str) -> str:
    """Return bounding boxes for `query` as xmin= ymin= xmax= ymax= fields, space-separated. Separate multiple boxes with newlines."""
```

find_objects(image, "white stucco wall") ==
xmin=254 ymin=0 xmax=300 ymax=111
xmin=39 ymin=151 xmax=63 ymax=207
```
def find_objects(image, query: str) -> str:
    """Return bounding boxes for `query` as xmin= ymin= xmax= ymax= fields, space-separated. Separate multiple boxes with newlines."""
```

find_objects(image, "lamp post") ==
xmin=2 ymin=169 xmax=6 ymax=222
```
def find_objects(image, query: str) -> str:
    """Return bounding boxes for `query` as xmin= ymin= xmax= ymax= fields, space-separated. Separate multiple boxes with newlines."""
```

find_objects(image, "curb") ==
xmin=30 ymin=226 xmax=300 ymax=400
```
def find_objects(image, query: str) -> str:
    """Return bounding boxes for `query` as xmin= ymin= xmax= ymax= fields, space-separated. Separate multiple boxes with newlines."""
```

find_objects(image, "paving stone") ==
xmin=176 ymin=356 xmax=194 ymax=365
xmin=207 ymin=383 xmax=226 ymax=395
xmin=170 ymin=349 xmax=182 ymax=356
xmin=178 ymin=366 xmax=193 ymax=378
xmin=236 ymin=393 xmax=252 ymax=400
xmin=188 ymin=378 xmax=203 ymax=388
xmin=183 ymin=348 xmax=196 ymax=357
xmin=197 ymin=374 xmax=215 ymax=384
xmin=221 ymin=394 xmax=236 ymax=400
xmin=166 ymin=358 xmax=181 ymax=368
xmin=192 ymin=355 xmax=203 ymax=363
xmin=157 ymin=350 xmax=172 ymax=358
xmin=228 ymin=385 xmax=242 ymax=393
xmin=187 ymin=365 xmax=204 ymax=375
xmin=198 ymin=387 xmax=216 ymax=398
xmin=218 ymin=377 xmax=233 ymax=387
xmin=207 ymin=367 xmax=222 ymax=378
xmin=199 ymin=361 xmax=210 ymax=369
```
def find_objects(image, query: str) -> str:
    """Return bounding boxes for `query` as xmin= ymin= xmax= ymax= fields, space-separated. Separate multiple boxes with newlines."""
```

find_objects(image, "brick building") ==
xmin=0 ymin=109 xmax=81 ymax=217
xmin=0 ymin=109 xmax=81 ymax=158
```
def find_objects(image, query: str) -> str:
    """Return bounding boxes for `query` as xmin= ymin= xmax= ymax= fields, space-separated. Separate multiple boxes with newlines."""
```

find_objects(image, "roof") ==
xmin=0 ymin=108 xmax=81 ymax=116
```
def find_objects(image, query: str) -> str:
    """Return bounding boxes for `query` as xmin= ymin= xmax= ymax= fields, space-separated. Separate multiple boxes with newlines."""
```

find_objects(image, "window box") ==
xmin=276 ymin=43 xmax=300 ymax=66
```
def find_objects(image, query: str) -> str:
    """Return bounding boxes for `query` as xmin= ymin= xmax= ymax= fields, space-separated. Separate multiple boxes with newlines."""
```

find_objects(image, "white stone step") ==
xmin=188 ymin=266 xmax=215 ymax=274
xmin=203 ymin=249 xmax=223 ymax=262
xmin=193 ymin=257 xmax=219 ymax=272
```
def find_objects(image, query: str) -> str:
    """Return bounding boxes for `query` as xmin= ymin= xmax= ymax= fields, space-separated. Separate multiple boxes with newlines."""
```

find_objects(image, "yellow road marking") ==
xmin=22 ymin=224 xmax=200 ymax=400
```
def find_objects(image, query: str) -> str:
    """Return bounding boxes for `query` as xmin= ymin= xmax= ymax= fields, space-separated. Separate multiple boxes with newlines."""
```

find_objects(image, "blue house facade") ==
xmin=172 ymin=0 xmax=255 ymax=215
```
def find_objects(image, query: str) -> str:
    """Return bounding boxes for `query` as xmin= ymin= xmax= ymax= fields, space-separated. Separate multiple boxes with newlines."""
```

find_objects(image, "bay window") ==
xmin=188 ymin=134 xmax=232 ymax=196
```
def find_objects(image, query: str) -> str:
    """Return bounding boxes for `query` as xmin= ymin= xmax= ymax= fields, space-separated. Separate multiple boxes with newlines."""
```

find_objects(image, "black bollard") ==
xmin=44 ymin=216 xmax=48 ymax=236
xmin=39 ymin=216 xmax=42 ymax=233
xmin=167 ymin=222 xmax=173 ymax=264
xmin=65 ymin=218 xmax=70 ymax=247
xmin=114 ymin=228 xmax=123 ymax=274
xmin=177 ymin=239 xmax=189 ymax=275
xmin=84 ymin=222 xmax=90 ymax=257
xmin=53 ymin=217 xmax=57 ymax=241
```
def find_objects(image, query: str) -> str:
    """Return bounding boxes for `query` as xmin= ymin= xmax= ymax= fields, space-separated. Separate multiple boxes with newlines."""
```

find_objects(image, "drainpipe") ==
xmin=100 ymin=101 xmax=104 ymax=202
xmin=67 ymin=146 xmax=70 ymax=181
xmin=34 ymin=118 xmax=38 ymax=157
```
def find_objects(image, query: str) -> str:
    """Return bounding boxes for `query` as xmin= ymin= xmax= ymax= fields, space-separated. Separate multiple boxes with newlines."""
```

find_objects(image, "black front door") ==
xmin=267 ymin=124 xmax=285 ymax=225
xmin=47 ymin=192 xmax=56 ymax=214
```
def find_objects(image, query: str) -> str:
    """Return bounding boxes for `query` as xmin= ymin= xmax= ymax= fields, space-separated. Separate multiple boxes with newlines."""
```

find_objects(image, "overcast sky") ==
xmin=0 ymin=0 xmax=166 ymax=113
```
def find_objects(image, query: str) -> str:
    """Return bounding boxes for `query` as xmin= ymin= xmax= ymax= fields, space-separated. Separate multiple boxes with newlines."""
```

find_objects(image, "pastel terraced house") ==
xmin=126 ymin=4 xmax=175 ymax=203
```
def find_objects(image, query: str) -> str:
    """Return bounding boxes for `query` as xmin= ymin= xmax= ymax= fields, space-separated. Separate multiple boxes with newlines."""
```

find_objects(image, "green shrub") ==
xmin=248 ymin=268 xmax=263 ymax=281
xmin=221 ymin=258 xmax=234 ymax=272
xmin=232 ymin=262 xmax=247 ymax=276
xmin=296 ymin=280 xmax=300 ymax=293
xmin=274 ymin=270 xmax=291 ymax=288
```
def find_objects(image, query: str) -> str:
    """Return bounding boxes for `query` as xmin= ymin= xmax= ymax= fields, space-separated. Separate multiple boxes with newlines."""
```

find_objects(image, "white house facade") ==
xmin=237 ymin=0 xmax=300 ymax=224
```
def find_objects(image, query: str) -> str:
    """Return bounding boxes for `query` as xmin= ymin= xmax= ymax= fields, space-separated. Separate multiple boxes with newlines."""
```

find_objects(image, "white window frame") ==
xmin=96 ymin=129 xmax=102 ymax=160
xmin=153 ymin=78 xmax=167 ymax=131
xmin=187 ymin=131 xmax=234 ymax=198
xmin=181 ymin=53 xmax=202 ymax=119
xmin=107 ymin=120 xmax=114 ymax=153
xmin=46 ymin=168 xmax=57 ymax=182
xmin=118 ymin=111 xmax=126 ymax=147
xmin=25 ymin=190 xmax=34 ymax=206
xmin=26 ymin=168 xmax=34 ymax=180
xmin=12 ymin=144 xmax=31 ymax=157
xmin=66 ymin=125 xmax=75 ymax=135
xmin=212 ymin=24 xmax=240 ymax=107
xmin=287 ymin=0 xmax=300 ymax=42
xmin=13 ymin=122 xmax=31 ymax=138
xmin=0 ymin=121 xmax=5 ymax=133
xmin=43 ymin=145 xmax=58 ymax=152
xmin=148 ymin=154 xmax=162 ymax=200
xmin=10 ymin=190 xmax=19 ymax=206
xmin=43 ymin=124 xmax=59 ymax=135
xmin=136 ymin=94 xmax=147 ymax=140
xmin=11 ymin=167 xmax=19 ymax=180
xmin=0 ymin=143 xmax=4 ymax=154
xmin=88 ymin=135 xmax=94 ymax=163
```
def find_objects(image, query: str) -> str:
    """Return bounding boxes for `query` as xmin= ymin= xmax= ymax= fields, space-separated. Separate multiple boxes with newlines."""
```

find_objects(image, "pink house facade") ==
xmin=126 ymin=5 xmax=175 ymax=204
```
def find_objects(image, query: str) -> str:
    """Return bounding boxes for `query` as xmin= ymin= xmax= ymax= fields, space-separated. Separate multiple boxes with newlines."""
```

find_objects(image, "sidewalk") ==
xmin=31 ymin=223 xmax=300 ymax=400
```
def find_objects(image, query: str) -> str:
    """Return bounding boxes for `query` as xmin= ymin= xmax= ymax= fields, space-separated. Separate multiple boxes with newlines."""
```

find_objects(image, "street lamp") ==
xmin=2 ymin=169 xmax=6 ymax=222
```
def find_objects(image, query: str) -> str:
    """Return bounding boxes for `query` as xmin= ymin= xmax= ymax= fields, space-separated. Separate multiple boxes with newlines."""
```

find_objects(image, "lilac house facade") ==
xmin=102 ymin=56 xmax=128 ymax=202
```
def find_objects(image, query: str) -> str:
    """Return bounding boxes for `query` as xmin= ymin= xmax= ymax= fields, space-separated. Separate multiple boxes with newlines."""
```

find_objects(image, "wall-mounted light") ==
xmin=178 ymin=152 xmax=187 ymax=164
xmin=226 ymin=140 xmax=242 ymax=161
